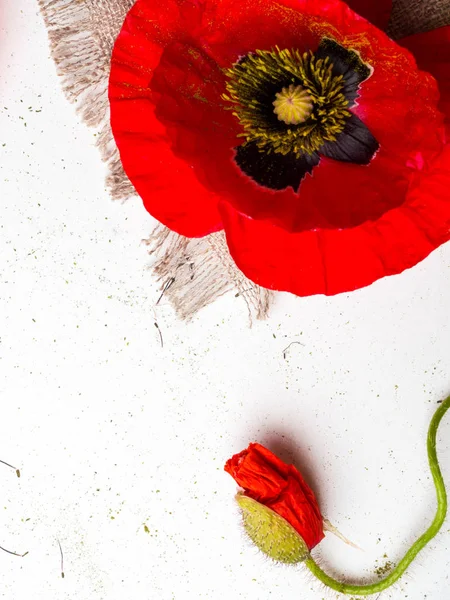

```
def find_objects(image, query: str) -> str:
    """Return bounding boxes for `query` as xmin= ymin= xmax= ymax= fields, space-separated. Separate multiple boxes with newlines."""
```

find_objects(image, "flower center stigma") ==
xmin=273 ymin=85 xmax=313 ymax=125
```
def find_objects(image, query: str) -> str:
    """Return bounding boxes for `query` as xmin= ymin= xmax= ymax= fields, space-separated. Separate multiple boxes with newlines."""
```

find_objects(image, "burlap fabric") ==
xmin=38 ymin=0 xmax=450 ymax=320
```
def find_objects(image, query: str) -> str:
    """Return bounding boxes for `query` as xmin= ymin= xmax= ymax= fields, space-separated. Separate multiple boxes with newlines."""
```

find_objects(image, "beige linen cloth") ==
xmin=39 ymin=0 xmax=450 ymax=320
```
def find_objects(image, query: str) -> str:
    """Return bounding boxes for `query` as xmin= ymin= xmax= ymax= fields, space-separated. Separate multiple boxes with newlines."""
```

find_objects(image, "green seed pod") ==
xmin=236 ymin=493 xmax=309 ymax=564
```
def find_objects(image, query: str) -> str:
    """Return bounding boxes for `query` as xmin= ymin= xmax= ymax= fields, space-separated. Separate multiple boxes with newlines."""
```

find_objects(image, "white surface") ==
xmin=1 ymin=2 xmax=449 ymax=599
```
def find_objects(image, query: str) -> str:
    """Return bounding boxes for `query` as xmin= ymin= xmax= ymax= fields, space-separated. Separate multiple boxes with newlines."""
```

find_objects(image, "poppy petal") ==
xmin=315 ymin=38 xmax=371 ymax=106
xmin=344 ymin=0 xmax=392 ymax=30
xmin=225 ymin=443 xmax=291 ymax=498
xmin=235 ymin=142 xmax=320 ymax=192
xmin=398 ymin=27 xmax=450 ymax=121
xmin=108 ymin=0 xmax=224 ymax=237
xmin=219 ymin=145 xmax=450 ymax=296
xmin=268 ymin=472 xmax=324 ymax=550
xmin=150 ymin=42 xmax=239 ymax=154
xmin=319 ymin=114 xmax=379 ymax=164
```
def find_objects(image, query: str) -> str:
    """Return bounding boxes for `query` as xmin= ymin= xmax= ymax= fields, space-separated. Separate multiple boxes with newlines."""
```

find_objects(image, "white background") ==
xmin=1 ymin=2 xmax=449 ymax=599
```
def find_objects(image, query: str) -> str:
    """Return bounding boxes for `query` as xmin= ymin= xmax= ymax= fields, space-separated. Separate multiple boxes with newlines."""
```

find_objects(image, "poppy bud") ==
xmin=225 ymin=443 xmax=324 ymax=551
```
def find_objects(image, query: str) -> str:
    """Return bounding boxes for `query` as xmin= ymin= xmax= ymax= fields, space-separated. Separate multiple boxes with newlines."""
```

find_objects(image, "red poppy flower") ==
xmin=109 ymin=0 xmax=450 ymax=297
xmin=224 ymin=442 xmax=324 ymax=550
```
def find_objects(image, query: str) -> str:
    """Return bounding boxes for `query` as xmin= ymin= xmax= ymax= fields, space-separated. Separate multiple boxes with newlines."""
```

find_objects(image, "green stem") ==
xmin=305 ymin=395 xmax=450 ymax=596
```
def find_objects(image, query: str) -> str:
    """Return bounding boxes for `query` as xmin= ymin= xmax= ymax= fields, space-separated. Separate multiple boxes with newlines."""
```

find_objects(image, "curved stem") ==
xmin=305 ymin=395 xmax=450 ymax=596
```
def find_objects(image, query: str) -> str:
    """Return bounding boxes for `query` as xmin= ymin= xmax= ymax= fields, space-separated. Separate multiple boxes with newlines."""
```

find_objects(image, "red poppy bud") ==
xmin=224 ymin=443 xmax=324 ymax=550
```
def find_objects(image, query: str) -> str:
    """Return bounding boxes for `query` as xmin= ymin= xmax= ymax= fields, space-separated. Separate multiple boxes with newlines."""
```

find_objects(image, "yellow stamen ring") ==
xmin=223 ymin=48 xmax=352 ymax=157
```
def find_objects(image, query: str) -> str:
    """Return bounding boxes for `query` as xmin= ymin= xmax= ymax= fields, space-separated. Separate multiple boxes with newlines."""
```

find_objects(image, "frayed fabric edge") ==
xmin=38 ymin=0 xmax=273 ymax=322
